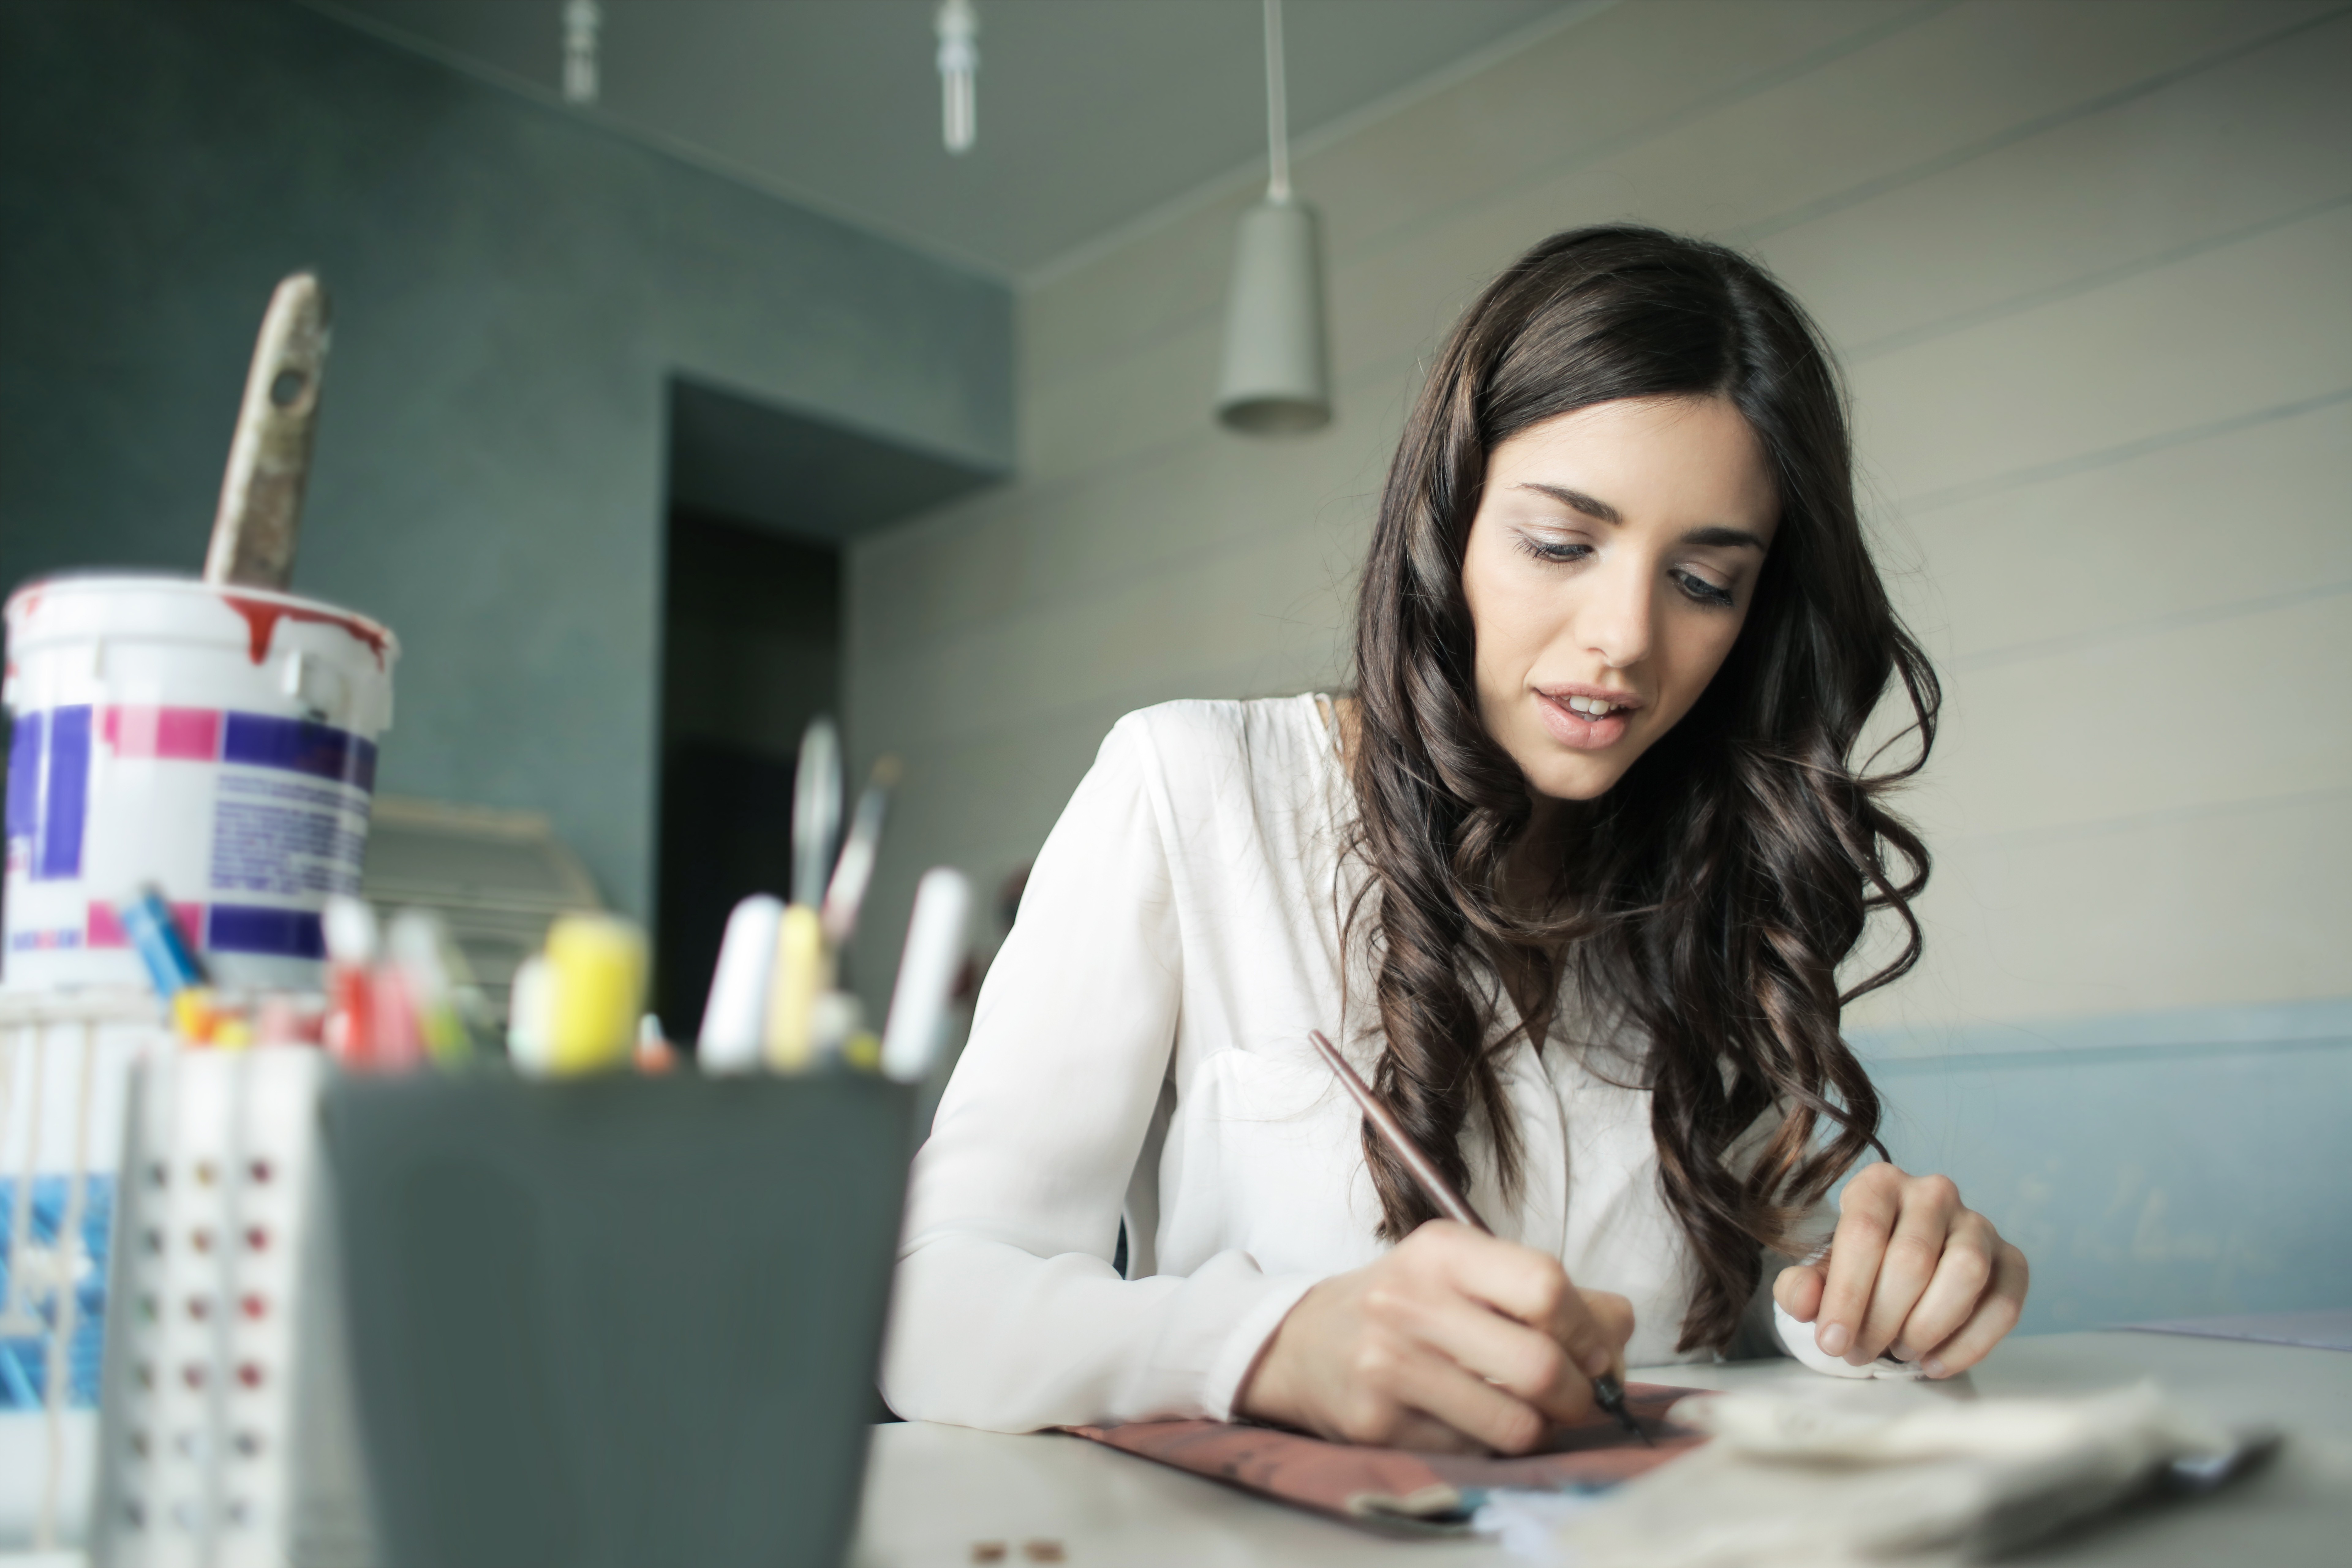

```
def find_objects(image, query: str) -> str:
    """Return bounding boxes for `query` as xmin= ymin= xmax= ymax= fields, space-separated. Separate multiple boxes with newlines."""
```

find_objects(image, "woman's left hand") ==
xmin=1772 ymin=1163 xmax=2029 ymax=1378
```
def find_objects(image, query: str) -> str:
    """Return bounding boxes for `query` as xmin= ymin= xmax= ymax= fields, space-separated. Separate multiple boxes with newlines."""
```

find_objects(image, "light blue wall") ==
xmin=0 ymin=0 xmax=1012 ymax=918
xmin=1853 ymin=1000 xmax=2352 ymax=1333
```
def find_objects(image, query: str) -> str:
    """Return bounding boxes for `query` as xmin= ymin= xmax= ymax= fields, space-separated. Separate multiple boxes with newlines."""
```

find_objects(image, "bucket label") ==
xmin=212 ymin=776 xmax=370 ymax=894
xmin=105 ymin=705 xmax=376 ymax=789
xmin=4 ymin=704 xmax=375 ymax=969
xmin=6 ymin=705 xmax=92 ymax=881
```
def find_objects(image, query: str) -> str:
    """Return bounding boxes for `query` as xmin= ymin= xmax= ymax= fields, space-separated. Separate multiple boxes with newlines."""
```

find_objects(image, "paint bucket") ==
xmin=2 ymin=574 xmax=398 ymax=993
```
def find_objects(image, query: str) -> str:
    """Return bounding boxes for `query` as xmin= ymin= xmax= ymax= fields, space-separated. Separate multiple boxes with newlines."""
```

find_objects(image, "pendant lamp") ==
xmin=936 ymin=0 xmax=978 ymax=155
xmin=562 ymin=0 xmax=601 ymax=105
xmin=1215 ymin=0 xmax=1332 ymax=435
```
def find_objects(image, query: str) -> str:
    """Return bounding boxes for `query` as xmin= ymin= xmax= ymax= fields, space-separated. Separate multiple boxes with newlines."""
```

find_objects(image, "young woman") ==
xmin=881 ymin=226 xmax=2028 ymax=1454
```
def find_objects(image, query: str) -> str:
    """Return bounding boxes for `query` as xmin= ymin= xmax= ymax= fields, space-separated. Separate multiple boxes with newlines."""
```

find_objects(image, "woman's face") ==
xmin=1460 ymin=395 xmax=1779 ymax=803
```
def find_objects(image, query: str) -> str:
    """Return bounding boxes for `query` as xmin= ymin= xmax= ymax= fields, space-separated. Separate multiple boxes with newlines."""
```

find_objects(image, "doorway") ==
xmin=654 ymin=510 xmax=838 ymax=1038
xmin=653 ymin=376 xmax=1001 ymax=1042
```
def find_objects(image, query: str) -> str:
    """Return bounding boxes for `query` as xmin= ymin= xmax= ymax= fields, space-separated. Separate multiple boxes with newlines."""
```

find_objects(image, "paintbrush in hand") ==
xmin=1306 ymin=1029 xmax=1652 ymax=1446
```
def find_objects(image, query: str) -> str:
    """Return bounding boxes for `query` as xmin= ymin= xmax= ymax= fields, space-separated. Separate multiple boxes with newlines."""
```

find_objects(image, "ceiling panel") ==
xmin=309 ymin=0 xmax=1586 ymax=277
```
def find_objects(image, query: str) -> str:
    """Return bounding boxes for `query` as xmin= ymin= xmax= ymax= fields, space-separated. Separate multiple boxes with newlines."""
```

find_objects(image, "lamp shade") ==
xmin=1214 ymin=196 xmax=1332 ymax=435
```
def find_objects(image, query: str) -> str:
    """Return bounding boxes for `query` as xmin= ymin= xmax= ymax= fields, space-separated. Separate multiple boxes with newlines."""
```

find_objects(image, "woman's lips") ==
xmin=1536 ymin=692 xmax=1633 ymax=751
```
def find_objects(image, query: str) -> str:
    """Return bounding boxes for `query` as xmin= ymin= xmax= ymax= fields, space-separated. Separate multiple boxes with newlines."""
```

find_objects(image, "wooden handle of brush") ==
xmin=1308 ymin=1030 xmax=1493 ymax=1233
xmin=204 ymin=272 xmax=330 ymax=590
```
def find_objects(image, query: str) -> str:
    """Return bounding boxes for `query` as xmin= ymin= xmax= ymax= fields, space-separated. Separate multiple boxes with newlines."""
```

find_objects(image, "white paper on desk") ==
xmin=1549 ymin=1381 xmax=2234 ymax=1568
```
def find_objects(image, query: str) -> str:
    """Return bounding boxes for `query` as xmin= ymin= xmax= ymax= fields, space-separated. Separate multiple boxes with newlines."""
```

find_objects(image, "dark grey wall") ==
xmin=0 ymin=0 xmax=1012 ymax=918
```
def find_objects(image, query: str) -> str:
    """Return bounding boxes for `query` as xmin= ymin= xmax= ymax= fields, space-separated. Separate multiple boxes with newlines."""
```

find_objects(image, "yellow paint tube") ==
xmin=544 ymin=913 xmax=646 ymax=1075
xmin=763 ymin=904 xmax=829 ymax=1072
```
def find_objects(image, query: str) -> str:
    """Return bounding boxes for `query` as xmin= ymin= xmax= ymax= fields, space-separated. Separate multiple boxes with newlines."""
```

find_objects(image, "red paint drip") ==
xmin=220 ymin=594 xmax=390 ymax=669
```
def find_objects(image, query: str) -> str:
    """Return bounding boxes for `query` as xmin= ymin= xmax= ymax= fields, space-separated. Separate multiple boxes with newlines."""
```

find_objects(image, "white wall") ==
xmin=848 ymin=0 xmax=2352 ymax=1327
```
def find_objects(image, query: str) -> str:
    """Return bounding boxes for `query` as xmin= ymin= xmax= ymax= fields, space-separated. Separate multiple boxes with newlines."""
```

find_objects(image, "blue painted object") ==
xmin=120 ymin=889 xmax=205 ymax=996
xmin=0 ymin=1175 xmax=115 ymax=1409
xmin=1853 ymin=999 xmax=2352 ymax=1334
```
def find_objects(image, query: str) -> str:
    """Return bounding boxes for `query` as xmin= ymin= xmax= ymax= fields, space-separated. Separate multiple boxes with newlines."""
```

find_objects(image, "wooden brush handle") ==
xmin=204 ymin=272 xmax=330 ymax=590
xmin=1308 ymin=1030 xmax=1492 ymax=1233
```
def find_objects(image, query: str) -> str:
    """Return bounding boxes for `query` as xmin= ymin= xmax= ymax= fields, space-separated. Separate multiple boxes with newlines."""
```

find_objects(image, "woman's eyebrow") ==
xmin=1682 ymin=524 xmax=1769 ymax=551
xmin=1516 ymin=482 xmax=1620 ymax=522
xmin=1517 ymin=484 xmax=1768 ymax=552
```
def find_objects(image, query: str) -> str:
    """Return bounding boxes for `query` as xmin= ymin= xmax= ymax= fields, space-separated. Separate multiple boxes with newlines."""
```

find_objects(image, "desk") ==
xmin=849 ymin=1331 xmax=2352 ymax=1567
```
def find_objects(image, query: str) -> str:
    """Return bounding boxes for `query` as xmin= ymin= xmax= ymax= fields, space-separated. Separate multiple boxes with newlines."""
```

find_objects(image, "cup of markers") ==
xmin=120 ymin=710 xmax=975 ymax=1091
xmin=686 ymin=719 xmax=971 ymax=1088
xmin=381 ymin=714 xmax=967 ymax=1086
xmin=414 ymin=707 xmax=970 ymax=1090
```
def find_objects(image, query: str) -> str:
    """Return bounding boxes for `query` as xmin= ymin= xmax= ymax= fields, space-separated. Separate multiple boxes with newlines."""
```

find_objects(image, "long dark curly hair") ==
xmin=1347 ymin=225 xmax=1937 ymax=1352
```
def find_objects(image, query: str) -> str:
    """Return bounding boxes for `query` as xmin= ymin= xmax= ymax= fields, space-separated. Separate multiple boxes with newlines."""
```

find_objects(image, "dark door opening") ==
xmin=654 ymin=509 xmax=838 ymax=1040
xmin=652 ymin=375 xmax=1003 ymax=1046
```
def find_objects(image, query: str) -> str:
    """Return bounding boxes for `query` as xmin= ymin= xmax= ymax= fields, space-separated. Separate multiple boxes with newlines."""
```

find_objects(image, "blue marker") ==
xmin=121 ymin=887 xmax=206 ymax=997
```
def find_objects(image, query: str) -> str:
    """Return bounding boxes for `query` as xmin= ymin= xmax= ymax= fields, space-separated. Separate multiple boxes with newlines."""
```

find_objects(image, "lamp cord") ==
xmin=1263 ymin=0 xmax=1291 ymax=202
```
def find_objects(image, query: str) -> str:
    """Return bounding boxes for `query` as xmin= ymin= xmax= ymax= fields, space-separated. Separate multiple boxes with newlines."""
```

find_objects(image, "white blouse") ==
xmin=881 ymin=695 xmax=1812 ymax=1433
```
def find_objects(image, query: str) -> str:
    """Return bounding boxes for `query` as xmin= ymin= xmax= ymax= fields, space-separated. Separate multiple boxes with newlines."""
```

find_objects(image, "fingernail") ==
xmin=1584 ymin=1350 xmax=1612 ymax=1379
xmin=1817 ymin=1323 xmax=1850 ymax=1357
xmin=1922 ymin=1357 xmax=1947 ymax=1378
xmin=1890 ymin=1340 xmax=1916 ymax=1362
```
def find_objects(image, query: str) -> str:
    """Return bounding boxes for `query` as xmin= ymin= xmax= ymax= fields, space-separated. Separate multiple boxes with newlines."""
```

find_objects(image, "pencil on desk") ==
xmin=1305 ymin=1029 xmax=1651 ymax=1446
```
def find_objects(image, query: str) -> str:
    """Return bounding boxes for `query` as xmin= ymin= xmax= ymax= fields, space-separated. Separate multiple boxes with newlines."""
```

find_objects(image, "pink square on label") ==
xmin=101 ymin=705 xmax=221 ymax=760
xmin=85 ymin=901 xmax=205 ymax=950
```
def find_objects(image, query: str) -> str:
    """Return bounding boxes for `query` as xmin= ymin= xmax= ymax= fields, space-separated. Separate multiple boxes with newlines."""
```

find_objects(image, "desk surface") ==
xmin=850 ymin=1330 xmax=2352 ymax=1567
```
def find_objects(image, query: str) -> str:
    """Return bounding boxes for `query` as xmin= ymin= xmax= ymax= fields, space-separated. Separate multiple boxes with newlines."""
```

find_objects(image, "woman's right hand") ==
xmin=1233 ymin=1219 xmax=1635 ymax=1454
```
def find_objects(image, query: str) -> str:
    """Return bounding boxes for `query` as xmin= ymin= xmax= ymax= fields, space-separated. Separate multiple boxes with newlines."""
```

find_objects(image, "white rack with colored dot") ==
xmin=90 ymin=1046 xmax=374 ymax=1568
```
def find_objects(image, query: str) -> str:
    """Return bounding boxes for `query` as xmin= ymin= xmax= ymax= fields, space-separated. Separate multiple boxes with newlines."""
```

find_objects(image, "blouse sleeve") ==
xmin=878 ymin=715 xmax=1324 ymax=1430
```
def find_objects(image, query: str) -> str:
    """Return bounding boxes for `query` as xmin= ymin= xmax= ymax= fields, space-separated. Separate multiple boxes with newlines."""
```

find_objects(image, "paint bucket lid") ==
xmin=5 ymin=571 xmax=399 ymax=669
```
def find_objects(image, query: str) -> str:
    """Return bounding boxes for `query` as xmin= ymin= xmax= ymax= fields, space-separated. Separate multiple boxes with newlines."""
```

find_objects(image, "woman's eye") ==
xmin=1516 ymin=534 xmax=1591 ymax=565
xmin=1673 ymin=568 xmax=1736 ymax=608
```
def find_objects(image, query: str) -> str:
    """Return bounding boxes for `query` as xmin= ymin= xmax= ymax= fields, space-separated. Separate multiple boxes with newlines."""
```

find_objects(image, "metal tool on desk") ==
xmin=1306 ymin=1028 xmax=1652 ymax=1446
xmin=820 ymin=756 xmax=900 ymax=950
xmin=765 ymin=718 xmax=843 ymax=1071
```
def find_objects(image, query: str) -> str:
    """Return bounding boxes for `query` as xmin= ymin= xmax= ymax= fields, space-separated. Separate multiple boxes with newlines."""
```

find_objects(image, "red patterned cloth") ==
xmin=1065 ymin=1381 xmax=1710 ymax=1528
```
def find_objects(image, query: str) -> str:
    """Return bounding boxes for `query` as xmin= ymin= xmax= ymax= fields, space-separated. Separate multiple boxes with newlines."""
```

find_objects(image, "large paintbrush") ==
xmin=1307 ymin=1029 xmax=1652 ymax=1446
xmin=203 ymin=272 xmax=330 ymax=590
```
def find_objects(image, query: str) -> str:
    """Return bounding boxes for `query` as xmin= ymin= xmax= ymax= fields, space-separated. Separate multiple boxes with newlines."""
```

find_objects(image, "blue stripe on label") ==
xmin=35 ymin=706 xmax=90 ymax=881
xmin=6 ymin=711 xmax=41 ymax=844
xmin=205 ymin=904 xmax=326 ymax=959
xmin=220 ymin=712 xmax=376 ymax=790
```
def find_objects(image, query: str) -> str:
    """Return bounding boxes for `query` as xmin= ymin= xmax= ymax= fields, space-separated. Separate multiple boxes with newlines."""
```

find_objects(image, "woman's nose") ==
xmin=1577 ymin=557 xmax=1653 ymax=670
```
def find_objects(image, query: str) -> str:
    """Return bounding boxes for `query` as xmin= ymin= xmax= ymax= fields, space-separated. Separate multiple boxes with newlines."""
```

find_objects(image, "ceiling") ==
xmin=308 ymin=0 xmax=1588 ymax=280
xmin=668 ymin=376 xmax=1003 ymax=542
